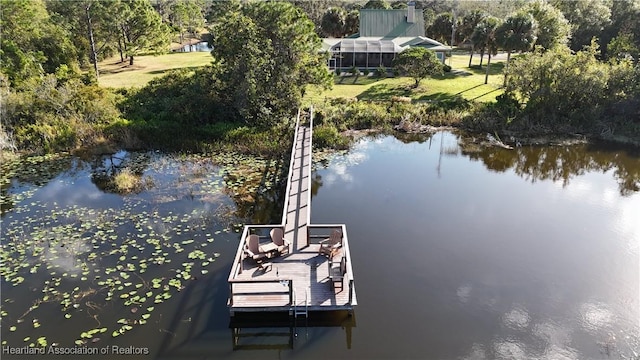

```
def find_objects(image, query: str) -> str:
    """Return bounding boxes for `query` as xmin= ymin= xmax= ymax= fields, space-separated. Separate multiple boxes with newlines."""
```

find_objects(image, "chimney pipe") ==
xmin=407 ymin=1 xmax=415 ymax=23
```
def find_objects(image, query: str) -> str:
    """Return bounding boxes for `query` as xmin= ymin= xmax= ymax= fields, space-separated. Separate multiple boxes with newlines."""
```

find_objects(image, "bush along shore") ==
xmin=311 ymin=97 xmax=640 ymax=151
xmin=313 ymin=45 xmax=640 ymax=150
xmin=3 ymin=90 xmax=639 ymax=162
xmin=3 ymin=49 xmax=638 ymax=157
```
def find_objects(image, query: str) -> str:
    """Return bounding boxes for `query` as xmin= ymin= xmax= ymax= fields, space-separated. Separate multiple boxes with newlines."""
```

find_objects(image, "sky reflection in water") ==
xmin=311 ymin=131 xmax=639 ymax=360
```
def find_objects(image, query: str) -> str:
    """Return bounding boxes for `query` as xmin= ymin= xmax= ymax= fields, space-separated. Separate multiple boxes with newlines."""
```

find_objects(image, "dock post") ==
xmin=288 ymin=280 xmax=294 ymax=305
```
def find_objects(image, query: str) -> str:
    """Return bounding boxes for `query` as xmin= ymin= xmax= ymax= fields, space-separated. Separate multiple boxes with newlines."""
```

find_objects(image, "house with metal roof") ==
xmin=323 ymin=2 xmax=450 ymax=70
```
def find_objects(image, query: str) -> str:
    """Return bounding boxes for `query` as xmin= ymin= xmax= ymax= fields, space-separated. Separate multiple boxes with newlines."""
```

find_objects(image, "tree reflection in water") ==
xmin=461 ymin=140 xmax=640 ymax=196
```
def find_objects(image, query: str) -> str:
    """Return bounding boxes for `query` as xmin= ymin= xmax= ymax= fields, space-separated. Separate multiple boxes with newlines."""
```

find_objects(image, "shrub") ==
xmin=4 ymin=75 xmax=122 ymax=152
xmin=443 ymin=64 xmax=452 ymax=72
xmin=313 ymin=124 xmax=349 ymax=149
xmin=362 ymin=69 xmax=370 ymax=76
xmin=375 ymin=66 xmax=387 ymax=77
xmin=434 ymin=95 xmax=471 ymax=111
xmin=327 ymin=97 xmax=358 ymax=106
xmin=201 ymin=122 xmax=244 ymax=139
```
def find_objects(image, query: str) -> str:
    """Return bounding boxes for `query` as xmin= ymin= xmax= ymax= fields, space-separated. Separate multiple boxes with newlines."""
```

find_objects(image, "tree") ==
xmin=551 ymin=0 xmax=612 ymax=51
xmin=344 ymin=10 xmax=359 ymax=36
xmin=503 ymin=41 xmax=638 ymax=131
xmin=1 ymin=0 xmax=78 ymax=86
xmin=607 ymin=32 xmax=639 ymax=62
xmin=288 ymin=0 xmax=341 ymax=35
xmin=496 ymin=11 xmax=537 ymax=86
xmin=206 ymin=0 xmax=241 ymax=25
xmin=422 ymin=8 xmax=436 ymax=34
xmin=428 ymin=12 xmax=454 ymax=44
xmin=392 ymin=47 xmax=444 ymax=88
xmin=471 ymin=16 xmax=501 ymax=83
xmin=417 ymin=0 xmax=454 ymax=15
xmin=48 ymin=0 xmax=122 ymax=76
xmin=458 ymin=10 xmax=487 ymax=67
xmin=117 ymin=0 xmax=171 ymax=65
xmin=525 ymin=1 xmax=570 ymax=50
xmin=602 ymin=0 xmax=640 ymax=59
xmin=363 ymin=0 xmax=391 ymax=10
xmin=456 ymin=0 xmax=528 ymax=19
xmin=321 ymin=7 xmax=346 ymax=38
xmin=212 ymin=2 xmax=331 ymax=126
xmin=170 ymin=0 xmax=206 ymax=44
xmin=470 ymin=17 xmax=490 ymax=68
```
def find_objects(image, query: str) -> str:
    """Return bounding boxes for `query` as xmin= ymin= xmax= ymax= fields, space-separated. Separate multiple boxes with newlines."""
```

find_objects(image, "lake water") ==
xmin=1 ymin=132 xmax=638 ymax=359
xmin=176 ymin=41 xmax=212 ymax=53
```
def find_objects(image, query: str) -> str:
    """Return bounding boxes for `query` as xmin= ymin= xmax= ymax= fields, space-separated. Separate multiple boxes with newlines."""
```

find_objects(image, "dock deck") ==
xmin=228 ymin=108 xmax=356 ymax=314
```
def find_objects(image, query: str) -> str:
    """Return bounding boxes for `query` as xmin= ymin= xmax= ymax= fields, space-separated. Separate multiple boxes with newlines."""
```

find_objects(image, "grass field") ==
xmin=98 ymin=51 xmax=213 ymax=88
xmin=97 ymin=51 xmax=506 ymax=104
xmin=304 ymin=54 xmax=505 ymax=104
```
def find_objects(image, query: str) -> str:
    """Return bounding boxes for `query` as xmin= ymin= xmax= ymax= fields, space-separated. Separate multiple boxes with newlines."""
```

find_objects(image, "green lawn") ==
xmin=98 ymin=51 xmax=506 ymax=105
xmin=304 ymin=54 xmax=505 ymax=104
xmin=98 ymin=52 xmax=213 ymax=88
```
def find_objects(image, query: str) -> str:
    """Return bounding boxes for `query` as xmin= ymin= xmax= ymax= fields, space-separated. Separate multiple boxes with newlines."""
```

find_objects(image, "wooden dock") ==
xmin=228 ymin=108 xmax=357 ymax=315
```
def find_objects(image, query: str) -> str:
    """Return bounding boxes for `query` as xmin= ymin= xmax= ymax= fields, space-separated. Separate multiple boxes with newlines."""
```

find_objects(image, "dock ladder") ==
xmin=292 ymin=288 xmax=309 ymax=318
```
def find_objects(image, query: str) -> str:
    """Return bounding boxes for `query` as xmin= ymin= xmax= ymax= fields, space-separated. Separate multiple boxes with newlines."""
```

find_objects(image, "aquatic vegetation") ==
xmin=112 ymin=168 xmax=145 ymax=194
xmin=0 ymin=150 xmax=283 ymax=347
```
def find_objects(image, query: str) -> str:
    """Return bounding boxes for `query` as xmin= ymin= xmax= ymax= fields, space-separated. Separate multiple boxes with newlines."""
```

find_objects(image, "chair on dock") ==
xmin=329 ymin=256 xmax=346 ymax=291
xmin=244 ymin=234 xmax=268 ymax=268
xmin=319 ymin=230 xmax=342 ymax=258
xmin=269 ymin=228 xmax=290 ymax=255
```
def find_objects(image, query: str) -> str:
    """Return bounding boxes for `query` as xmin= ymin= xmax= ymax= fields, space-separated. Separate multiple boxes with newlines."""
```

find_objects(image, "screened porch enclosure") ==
xmin=330 ymin=39 xmax=401 ymax=69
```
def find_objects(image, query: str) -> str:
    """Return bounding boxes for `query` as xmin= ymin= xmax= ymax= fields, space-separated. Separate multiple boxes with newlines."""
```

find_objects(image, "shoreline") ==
xmin=3 ymin=126 xmax=638 ymax=162
xmin=341 ymin=125 xmax=640 ymax=150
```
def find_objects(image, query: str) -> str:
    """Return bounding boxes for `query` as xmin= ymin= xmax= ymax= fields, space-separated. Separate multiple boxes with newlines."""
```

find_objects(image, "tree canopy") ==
xmin=525 ymin=1 xmax=570 ymax=50
xmin=496 ymin=11 xmax=537 ymax=85
xmin=602 ymin=0 xmax=640 ymax=60
xmin=321 ymin=7 xmax=346 ymax=37
xmin=427 ymin=12 xmax=454 ymax=44
xmin=459 ymin=10 xmax=487 ymax=67
xmin=504 ymin=41 xmax=640 ymax=132
xmin=552 ymin=0 xmax=612 ymax=51
xmin=392 ymin=47 xmax=444 ymax=88
xmin=212 ymin=1 xmax=332 ymax=126
xmin=344 ymin=10 xmax=359 ymax=36
xmin=170 ymin=0 xmax=206 ymax=43
xmin=362 ymin=0 xmax=391 ymax=10
xmin=1 ymin=0 xmax=78 ymax=86
xmin=117 ymin=0 xmax=172 ymax=65
xmin=471 ymin=16 xmax=501 ymax=83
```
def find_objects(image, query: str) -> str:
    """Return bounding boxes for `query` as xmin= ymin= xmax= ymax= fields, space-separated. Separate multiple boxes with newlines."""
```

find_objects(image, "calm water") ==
xmin=308 ymin=132 xmax=639 ymax=360
xmin=177 ymin=41 xmax=212 ymax=52
xmin=1 ymin=132 xmax=638 ymax=359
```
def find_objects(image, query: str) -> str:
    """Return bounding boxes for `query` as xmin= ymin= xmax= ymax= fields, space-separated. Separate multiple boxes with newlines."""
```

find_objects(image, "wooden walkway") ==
xmin=283 ymin=122 xmax=311 ymax=251
xmin=228 ymin=108 xmax=356 ymax=314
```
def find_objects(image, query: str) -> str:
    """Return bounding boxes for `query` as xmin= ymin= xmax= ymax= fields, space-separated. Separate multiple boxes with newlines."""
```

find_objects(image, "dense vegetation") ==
xmin=1 ymin=0 xmax=330 ymax=155
xmin=1 ymin=0 xmax=639 ymax=157
xmin=468 ymin=43 xmax=640 ymax=141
